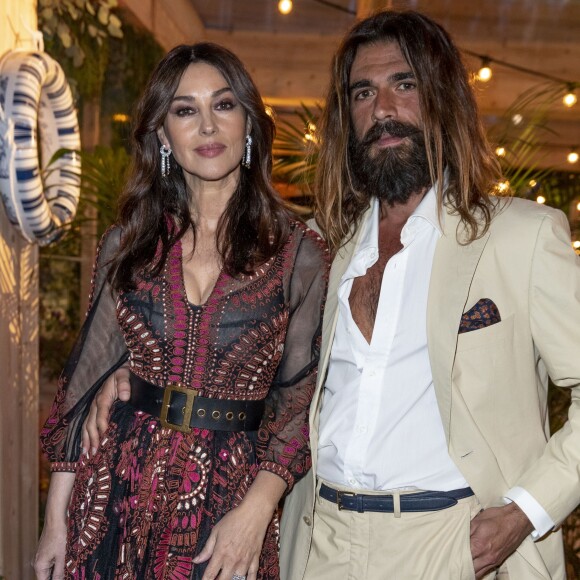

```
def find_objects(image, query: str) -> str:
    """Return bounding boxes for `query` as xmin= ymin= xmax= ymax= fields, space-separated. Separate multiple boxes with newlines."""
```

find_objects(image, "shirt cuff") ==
xmin=504 ymin=486 xmax=554 ymax=539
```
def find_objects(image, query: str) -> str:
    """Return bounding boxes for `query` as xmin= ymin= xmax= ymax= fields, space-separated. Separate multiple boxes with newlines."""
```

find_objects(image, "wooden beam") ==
xmin=120 ymin=0 xmax=206 ymax=49
xmin=357 ymin=0 xmax=392 ymax=19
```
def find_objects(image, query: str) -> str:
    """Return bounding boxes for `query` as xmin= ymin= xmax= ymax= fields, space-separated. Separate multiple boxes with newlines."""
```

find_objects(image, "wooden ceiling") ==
xmin=122 ymin=0 xmax=580 ymax=171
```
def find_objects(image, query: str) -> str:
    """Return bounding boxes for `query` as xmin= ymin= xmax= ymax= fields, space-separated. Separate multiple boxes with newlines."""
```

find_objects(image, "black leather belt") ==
xmin=129 ymin=373 xmax=265 ymax=433
xmin=319 ymin=483 xmax=474 ymax=513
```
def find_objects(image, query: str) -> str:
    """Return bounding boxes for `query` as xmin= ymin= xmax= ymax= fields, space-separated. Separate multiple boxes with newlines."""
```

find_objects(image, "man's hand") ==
xmin=81 ymin=366 xmax=131 ymax=455
xmin=470 ymin=502 xmax=534 ymax=579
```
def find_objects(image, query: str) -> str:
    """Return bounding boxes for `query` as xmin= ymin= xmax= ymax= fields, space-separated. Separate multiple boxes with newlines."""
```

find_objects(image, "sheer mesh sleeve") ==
xmin=256 ymin=225 xmax=329 ymax=491
xmin=40 ymin=227 xmax=129 ymax=471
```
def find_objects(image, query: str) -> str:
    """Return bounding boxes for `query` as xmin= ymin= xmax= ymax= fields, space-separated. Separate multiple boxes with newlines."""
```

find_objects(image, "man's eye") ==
xmin=354 ymin=89 xmax=372 ymax=101
xmin=398 ymin=82 xmax=416 ymax=91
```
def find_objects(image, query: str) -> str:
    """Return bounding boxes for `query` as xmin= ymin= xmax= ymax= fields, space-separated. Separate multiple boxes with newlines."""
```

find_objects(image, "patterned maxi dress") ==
xmin=40 ymin=220 xmax=328 ymax=579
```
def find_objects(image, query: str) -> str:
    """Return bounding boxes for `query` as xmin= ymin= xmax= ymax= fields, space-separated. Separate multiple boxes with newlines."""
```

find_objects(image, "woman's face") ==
xmin=158 ymin=62 xmax=249 ymax=192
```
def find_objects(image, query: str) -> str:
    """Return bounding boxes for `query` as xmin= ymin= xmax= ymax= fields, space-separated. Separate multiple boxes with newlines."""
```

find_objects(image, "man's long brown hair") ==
xmin=108 ymin=43 xmax=290 ymax=291
xmin=315 ymin=11 xmax=501 ymax=253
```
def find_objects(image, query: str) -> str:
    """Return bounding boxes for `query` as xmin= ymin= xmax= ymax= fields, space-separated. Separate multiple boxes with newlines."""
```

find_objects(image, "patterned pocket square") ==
xmin=459 ymin=298 xmax=501 ymax=334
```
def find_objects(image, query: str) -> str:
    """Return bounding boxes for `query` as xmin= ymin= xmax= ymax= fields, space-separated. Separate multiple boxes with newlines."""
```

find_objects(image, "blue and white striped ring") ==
xmin=0 ymin=50 xmax=81 ymax=245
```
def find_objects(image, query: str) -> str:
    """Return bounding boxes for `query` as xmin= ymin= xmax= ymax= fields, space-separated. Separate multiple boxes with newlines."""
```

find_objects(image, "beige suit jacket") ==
xmin=280 ymin=198 xmax=580 ymax=580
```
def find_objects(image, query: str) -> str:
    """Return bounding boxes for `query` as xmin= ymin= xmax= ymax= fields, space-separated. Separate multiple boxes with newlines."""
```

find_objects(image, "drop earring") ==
xmin=160 ymin=145 xmax=172 ymax=177
xmin=242 ymin=134 xmax=252 ymax=169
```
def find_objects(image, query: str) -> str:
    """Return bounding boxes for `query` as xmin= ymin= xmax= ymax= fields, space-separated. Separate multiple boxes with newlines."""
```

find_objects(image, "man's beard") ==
xmin=348 ymin=119 xmax=432 ymax=205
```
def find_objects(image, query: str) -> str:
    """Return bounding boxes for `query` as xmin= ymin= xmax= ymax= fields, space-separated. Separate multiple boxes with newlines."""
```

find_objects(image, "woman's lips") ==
xmin=195 ymin=143 xmax=226 ymax=157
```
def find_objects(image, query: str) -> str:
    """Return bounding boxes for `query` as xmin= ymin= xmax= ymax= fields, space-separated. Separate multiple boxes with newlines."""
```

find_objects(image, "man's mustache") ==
xmin=361 ymin=119 xmax=422 ymax=148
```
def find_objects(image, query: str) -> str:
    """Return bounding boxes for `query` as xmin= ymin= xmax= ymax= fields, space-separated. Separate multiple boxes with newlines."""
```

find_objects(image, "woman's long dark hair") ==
xmin=315 ymin=11 xmax=502 ymax=253
xmin=108 ymin=43 xmax=290 ymax=291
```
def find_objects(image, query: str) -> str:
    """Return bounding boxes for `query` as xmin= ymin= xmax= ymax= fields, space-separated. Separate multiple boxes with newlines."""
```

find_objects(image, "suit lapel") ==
xmin=427 ymin=209 xmax=492 ymax=441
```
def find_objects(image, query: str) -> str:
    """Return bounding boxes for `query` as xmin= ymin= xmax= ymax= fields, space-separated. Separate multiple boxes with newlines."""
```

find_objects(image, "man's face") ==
xmin=347 ymin=41 xmax=431 ymax=205
xmin=349 ymin=40 xmax=422 ymax=149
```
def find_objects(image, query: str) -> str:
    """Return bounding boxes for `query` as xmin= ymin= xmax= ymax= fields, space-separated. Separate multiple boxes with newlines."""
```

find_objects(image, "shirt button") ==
xmin=369 ymin=370 xmax=376 ymax=377
xmin=356 ymin=425 xmax=367 ymax=434
xmin=303 ymin=515 xmax=312 ymax=526
xmin=348 ymin=477 xmax=357 ymax=486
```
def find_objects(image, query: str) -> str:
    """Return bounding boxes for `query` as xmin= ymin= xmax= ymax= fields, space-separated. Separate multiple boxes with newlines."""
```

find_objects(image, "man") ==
xmin=88 ymin=10 xmax=580 ymax=579
xmin=278 ymin=10 xmax=579 ymax=580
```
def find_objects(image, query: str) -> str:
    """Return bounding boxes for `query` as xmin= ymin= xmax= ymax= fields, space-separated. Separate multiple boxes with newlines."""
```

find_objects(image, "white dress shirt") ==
xmin=316 ymin=187 xmax=554 ymax=537
xmin=317 ymin=189 xmax=468 ymax=491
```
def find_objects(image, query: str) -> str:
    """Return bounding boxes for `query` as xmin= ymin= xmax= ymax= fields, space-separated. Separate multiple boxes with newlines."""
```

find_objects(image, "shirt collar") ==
xmin=406 ymin=184 xmax=444 ymax=235
xmin=342 ymin=184 xmax=444 ymax=281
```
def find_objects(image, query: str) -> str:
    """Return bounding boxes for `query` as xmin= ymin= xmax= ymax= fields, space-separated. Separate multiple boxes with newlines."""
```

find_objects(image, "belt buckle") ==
xmin=160 ymin=382 xmax=198 ymax=433
xmin=336 ymin=490 xmax=356 ymax=511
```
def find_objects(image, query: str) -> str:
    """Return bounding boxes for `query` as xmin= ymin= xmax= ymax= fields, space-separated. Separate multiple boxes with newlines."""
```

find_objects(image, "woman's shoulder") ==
xmin=287 ymin=218 xmax=330 ymax=264
xmin=96 ymin=224 xmax=123 ymax=262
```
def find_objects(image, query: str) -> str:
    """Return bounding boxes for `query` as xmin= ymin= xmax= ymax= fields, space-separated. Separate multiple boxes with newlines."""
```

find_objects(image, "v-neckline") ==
xmin=176 ymin=238 xmax=224 ymax=309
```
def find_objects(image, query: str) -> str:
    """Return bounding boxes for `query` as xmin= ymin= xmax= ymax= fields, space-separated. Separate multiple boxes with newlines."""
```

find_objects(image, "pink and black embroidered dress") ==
xmin=40 ymin=220 xmax=328 ymax=579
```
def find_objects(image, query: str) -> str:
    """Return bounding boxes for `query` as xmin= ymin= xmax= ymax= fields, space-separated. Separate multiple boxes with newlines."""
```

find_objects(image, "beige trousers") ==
xmin=304 ymin=481 xmax=506 ymax=580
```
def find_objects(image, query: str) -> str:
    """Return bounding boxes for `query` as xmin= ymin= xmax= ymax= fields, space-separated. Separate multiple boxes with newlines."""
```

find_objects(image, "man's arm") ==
xmin=81 ymin=365 xmax=131 ymax=455
xmin=470 ymin=209 xmax=580 ymax=578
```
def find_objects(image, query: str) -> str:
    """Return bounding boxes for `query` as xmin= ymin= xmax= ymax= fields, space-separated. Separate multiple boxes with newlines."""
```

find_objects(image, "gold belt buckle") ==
xmin=160 ymin=382 xmax=198 ymax=433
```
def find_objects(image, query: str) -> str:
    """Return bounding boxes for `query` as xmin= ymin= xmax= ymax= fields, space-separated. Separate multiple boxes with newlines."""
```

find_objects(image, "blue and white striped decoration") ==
xmin=0 ymin=50 xmax=81 ymax=245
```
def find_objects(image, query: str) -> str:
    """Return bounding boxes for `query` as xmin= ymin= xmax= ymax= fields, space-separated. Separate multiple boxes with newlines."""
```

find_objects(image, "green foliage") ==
xmin=40 ymin=146 xmax=130 ymax=376
xmin=102 ymin=25 xmax=165 ymax=133
xmin=486 ymin=82 xmax=566 ymax=197
xmin=38 ymin=0 xmax=124 ymax=98
xmin=273 ymin=104 xmax=321 ymax=189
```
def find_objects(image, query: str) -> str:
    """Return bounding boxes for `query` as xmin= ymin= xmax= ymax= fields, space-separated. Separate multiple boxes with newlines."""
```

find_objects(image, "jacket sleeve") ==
xmin=40 ymin=227 xmax=129 ymax=472
xmin=515 ymin=210 xmax=580 ymax=525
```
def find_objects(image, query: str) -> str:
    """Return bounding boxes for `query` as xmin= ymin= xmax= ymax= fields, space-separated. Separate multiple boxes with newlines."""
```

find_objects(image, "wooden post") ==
xmin=0 ymin=3 xmax=40 ymax=578
xmin=79 ymin=96 xmax=101 ymax=319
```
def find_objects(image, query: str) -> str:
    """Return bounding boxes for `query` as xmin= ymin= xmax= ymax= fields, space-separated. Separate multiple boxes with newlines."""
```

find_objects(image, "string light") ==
xmin=496 ymin=180 xmax=510 ymax=194
xmin=511 ymin=114 xmax=523 ymax=126
xmin=477 ymin=58 xmax=492 ymax=82
xmin=297 ymin=3 xmax=579 ymax=97
xmin=573 ymin=241 xmax=580 ymax=249
xmin=567 ymin=149 xmax=579 ymax=164
xmin=463 ymin=50 xmax=577 ymax=100
xmin=495 ymin=146 xmax=506 ymax=157
xmin=563 ymin=85 xmax=577 ymax=108
xmin=278 ymin=0 xmax=293 ymax=15
xmin=528 ymin=179 xmax=537 ymax=188
xmin=536 ymin=195 xmax=546 ymax=204
xmin=576 ymin=202 xmax=580 ymax=212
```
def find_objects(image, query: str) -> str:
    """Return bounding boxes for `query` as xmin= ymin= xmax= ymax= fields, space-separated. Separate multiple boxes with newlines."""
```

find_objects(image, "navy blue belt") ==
xmin=319 ymin=483 xmax=474 ymax=513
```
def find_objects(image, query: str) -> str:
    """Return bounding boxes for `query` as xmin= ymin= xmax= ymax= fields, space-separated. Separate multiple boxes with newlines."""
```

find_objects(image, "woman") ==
xmin=35 ymin=43 xmax=328 ymax=580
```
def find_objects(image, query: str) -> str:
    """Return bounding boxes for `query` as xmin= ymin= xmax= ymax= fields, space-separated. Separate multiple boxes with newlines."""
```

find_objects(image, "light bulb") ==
xmin=528 ymin=179 xmax=537 ymax=188
xmin=576 ymin=201 xmax=580 ymax=212
xmin=496 ymin=180 xmax=510 ymax=194
xmin=563 ymin=89 xmax=577 ymax=108
xmin=567 ymin=151 xmax=579 ymax=164
xmin=573 ymin=241 xmax=580 ymax=249
xmin=278 ymin=0 xmax=293 ymax=15
xmin=536 ymin=195 xmax=546 ymax=204
xmin=495 ymin=146 xmax=506 ymax=157
xmin=477 ymin=59 xmax=492 ymax=82
xmin=511 ymin=114 xmax=523 ymax=125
